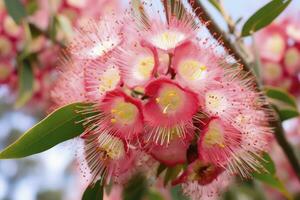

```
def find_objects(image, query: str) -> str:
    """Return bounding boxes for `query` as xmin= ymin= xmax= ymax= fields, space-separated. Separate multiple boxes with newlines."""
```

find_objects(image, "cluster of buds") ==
xmin=0 ymin=0 xmax=118 ymax=108
xmin=0 ymin=0 xmax=21 ymax=86
xmin=255 ymin=16 xmax=300 ymax=96
xmin=51 ymin=1 xmax=274 ymax=199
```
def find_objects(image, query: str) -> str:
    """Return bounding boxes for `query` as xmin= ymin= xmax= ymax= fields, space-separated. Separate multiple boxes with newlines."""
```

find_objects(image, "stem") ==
xmin=272 ymin=120 xmax=300 ymax=178
xmin=188 ymin=0 xmax=300 ymax=180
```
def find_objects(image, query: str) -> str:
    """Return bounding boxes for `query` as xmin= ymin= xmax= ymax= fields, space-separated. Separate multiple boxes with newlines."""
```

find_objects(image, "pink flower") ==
xmin=82 ymin=90 xmax=144 ymax=143
xmin=283 ymin=47 xmax=300 ymax=75
xmin=197 ymin=117 xmax=241 ymax=168
xmin=173 ymin=160 xmax=231 ymax=200
xmin=115 ymin=40 xmax=156 ymax=88
xmin=80 ymin=131 xmax=128 ymax=183
xmin=140 ymin=15 xmax=198 ymax=52
xmin=84 ymin=59 xmax=122 ymax=102
xmin=255 ymin=23 xmax=287 ymax=62
xmin=256 ymin=17 xmax=300 ymax=95
xmin=143 ymin=78 xmax=198 ymax=145
xmin=172 ymin=42 xmax=223 ymax=92
xmin=68 ymin=17 xmax=124 ymax=60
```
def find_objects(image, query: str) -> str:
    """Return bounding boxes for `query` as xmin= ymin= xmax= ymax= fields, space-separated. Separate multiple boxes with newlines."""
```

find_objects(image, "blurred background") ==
xmin=0 ymin=0 xmax=299 ymax=199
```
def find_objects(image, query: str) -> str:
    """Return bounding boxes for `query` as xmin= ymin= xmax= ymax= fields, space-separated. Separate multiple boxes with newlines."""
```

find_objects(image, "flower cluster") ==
xmin=0 ymin=0 xmax=119 ymax=108
xmin=52 ymin=1 xmax=274 ymax=199
xmin=255 ymin=16 xmax=300 ymax=96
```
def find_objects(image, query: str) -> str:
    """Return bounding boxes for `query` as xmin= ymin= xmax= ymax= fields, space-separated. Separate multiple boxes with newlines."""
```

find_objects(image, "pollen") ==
xmin=99 ymin=67 xmax=120 ymax=93
xmin=110 ymin=100 xmax=138 ymax=126
xmin=178 ymin=59 xmax=207 ymax=81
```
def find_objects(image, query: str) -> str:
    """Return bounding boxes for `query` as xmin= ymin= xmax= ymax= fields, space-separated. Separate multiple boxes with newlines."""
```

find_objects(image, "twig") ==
xmin=188 ymin=0 xmax=300 ymax=181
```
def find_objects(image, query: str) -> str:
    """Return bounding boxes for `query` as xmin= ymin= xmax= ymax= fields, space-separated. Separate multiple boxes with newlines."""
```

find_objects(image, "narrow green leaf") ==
xmin=0 ymin=103 xmax=91 ymax=159
xmin=49 ymin=16 xmax=59 ymax=42
xmin=123 ymin=173 xmax=148 ymax=200
xmin=242 ymin=0 xmax=291 ymax=37
xmin=82 ymin=180 xmax=103 ymax=200
xmin=254 ymin=174 xmax=292 ymax=200
xmin=208 ymin=0 xmax=222 ymax=13
xmin=265 ymin=87 xmax=297 ymax=108
xmin=253 ymin=153 xmax=292 ymax=200
xmin=4 ymin=0 xmax=27 ymax=24
xmin=258 ymin=152 xmax=276 ymax=175
xmin=15 ymin=60 xmax=34 ymax=108
xmin=26 ymin=0 xmax=39 ymax=15
xmin=164 ymin=165 xmax=182 ymax=186
xmin=278 ymin=109 xmax=299 ymax=121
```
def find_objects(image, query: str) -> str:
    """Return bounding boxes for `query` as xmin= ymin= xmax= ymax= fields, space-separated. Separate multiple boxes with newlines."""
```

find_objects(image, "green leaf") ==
xmin=0 ymin=103 xmax=91 ymax=159
xmin=241 ymin=0 xmax=291 ymax=36
xmin=26 ymin=0 xmax=39 ymax=15
xmin=254 ymin=174 xmax=291 ymax=200
xmin=15 ymin=60 xmax=34 ymax=108
xmin=146 ymin=189 xmax=165 ymax=200
xmin=278 ymin=109 xmax=299 ymax=121
xmin=82 ymin=180 xmax=103 ymax=200
xmin=253 ymin=153 xmax=292 ymax=200
xmin=49 ymin=16 xmax=59 ymax=42
xmin=257 ymin=152 xmax=276 ymax=175
xmin=4 ymin=0 xmax=27 ymax=24
xmin=265 ymin=87 xmax=298 ymax=108
xmin=208 ymin=0 xmax=222 ymax=13
xmin=164 ymin=165 xmax=183 ymax=186
xmin=123 ymin=173 xmax=148 ymax=200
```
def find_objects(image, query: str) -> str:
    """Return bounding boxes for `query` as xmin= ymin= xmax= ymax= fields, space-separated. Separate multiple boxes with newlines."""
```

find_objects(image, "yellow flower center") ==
xmin=0 ymin=36 xmax=12 ymax=56
xmin=97 ymin=133 xmax=125 ymax=160
xmin=284 ymin=48 xmax=300 ymax=67
xmin=136 ymin=56 xmax=155 ymax=79
xmin=0 ymin=64 xmax=11 ymax=80
xmin=203 ymin=120 xmax=225 ymax=148
xmin=265 ymin=34 xmax=285 ymax=56
xmin=110 ymin=100 xmax=138 ymax=126
xmin=99 ymin=67 xmax=120 ymax=93
xmin=178 ymin=59 xmax=207 ymax=81
xmin=263 ymin=62 xmax=282 ymax=80
xmin=205 ymin=91 xmax=227 ymax=114
xmin=156 ymin=86 xmax=183 ymax=114
xmin=151 ymin=30 xmax=185 ymax=50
